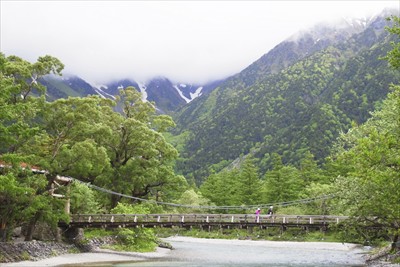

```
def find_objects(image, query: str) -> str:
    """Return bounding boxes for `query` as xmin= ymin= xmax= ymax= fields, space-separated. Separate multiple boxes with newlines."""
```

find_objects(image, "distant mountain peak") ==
xmin=42 ymin=73 xmax=222 ymax=114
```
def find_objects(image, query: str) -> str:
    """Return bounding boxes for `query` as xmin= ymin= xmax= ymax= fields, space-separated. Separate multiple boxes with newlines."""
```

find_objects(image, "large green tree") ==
xmin=17 ymin=95 xmax=112 ymax=240
xmin=0 ymin=53 xmax=68 ymax=240
xmin=332 ymin=16 xmax=400 ymax=244
xmin=200 ymin=168 xmax=241 ymax=210
xmin=0 ymin=53 xmax=63 ymax=154
xmin=237 ymin=156 xmax=263 ymax=206
xmin=91 ymin=87 xmax=187 ymax=208
xmin=333 ymin=85 xmax=400 ymax=243
xmin=261 ymin=153 xmax=303 ymax=204
xmin=1 ymin=53 xmax=186 ymax=240
xmin=200 ymin=156 xmax=263 ymax=213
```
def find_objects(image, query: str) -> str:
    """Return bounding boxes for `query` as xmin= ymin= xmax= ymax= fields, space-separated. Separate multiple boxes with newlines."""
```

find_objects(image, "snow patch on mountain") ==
xmin=91 ymin=84 xmax=116 ymax=100
xmin=94 ymin=84 xmax=108 ymax=90
xmin=190 ymin=86 xmax=203 ymax=100
xmin=174 ymin=85 xmax=191 ymax=103
xmin=173 ymin=84 xmax=203 ymax=103
xmin=136 ymin=82 xmax=148 ymax=102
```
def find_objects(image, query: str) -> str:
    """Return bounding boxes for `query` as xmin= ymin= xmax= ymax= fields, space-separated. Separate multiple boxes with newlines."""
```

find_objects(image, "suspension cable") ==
xmin=72 ymin=177 xmax=335 ymax=210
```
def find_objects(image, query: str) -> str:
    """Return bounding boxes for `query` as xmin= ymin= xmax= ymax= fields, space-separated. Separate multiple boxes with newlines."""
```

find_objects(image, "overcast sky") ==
xmin=1 ymin=1 xmax=399 ymax=85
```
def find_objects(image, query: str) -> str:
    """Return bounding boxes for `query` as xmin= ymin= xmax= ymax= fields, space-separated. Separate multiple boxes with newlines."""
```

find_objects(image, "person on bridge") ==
xmin=255 ymin=208 xmax=261 ymax=222
xmin=267 ymin=206 xmax=274 ymax=216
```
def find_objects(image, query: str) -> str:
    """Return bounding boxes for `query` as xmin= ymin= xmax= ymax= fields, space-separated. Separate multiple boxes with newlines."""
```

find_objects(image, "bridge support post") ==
xmin=63 ymin=227 xmax=84 ymax=242
xmin=64 ymin=185 xmax=70 ymax=214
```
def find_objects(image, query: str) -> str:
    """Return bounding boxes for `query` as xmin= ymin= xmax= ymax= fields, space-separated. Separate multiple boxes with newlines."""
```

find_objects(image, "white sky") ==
xmin=1 ymin=1 xmax=399 ymax=84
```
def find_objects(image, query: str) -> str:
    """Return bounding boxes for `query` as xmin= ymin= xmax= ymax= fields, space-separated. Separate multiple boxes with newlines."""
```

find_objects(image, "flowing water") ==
xmin=113 ymin=236 xmax=367 ymax=267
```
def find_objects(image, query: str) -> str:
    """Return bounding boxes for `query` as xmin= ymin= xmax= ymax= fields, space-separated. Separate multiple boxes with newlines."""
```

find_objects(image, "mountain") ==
xmin=41 ymin=75 xmax=223 ymax=114
xmin=41 ymin=75 xmax=96 ymax=101
xmin=171 ymin=8 xmax=400 ymax=184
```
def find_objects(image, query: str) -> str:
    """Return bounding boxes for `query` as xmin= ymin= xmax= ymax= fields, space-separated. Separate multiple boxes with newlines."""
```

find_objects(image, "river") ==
xmin=113 ymin=236 xmax=367 ymax=267
xmin=1 ymin=236 xmax=368 ymax=267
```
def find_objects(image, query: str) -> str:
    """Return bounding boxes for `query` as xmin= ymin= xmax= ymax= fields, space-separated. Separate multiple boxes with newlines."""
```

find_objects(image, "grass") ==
xmin=67 ymin=247 xmax=81 ymax=254
xmin=20 ymin=251 xmax=30 ymax=261
xmin=83 ymin=228 xmax=158 ymax=253
xmin=155 ymin=226 xmax=343 ymax=243
xmin=83 ymin=228 xmax=112 ymax=239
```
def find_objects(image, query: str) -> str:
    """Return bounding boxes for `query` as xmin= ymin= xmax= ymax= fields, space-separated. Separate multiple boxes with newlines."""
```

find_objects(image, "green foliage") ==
xmin=159 ymin=226 xmax=341 ymax=243
xmin=0 ymin=173 xmax=34 ymax=240
xmin=301 ymin=183 xmax=335 ymax=215
xmin=237 ymin=156 xmax=263 ymax=205
xmin=87 ymin=87 xmax=185 ymax=209
xmin=277 ymin=205 xmax=305 ymax=215
xmin=383 ymin=16 xmax=400 ymax=69
xmin=20 ymin=251 xmax=30 ymax=261
xmin=0 ymin=53 xmax=49 ymax=155
xmin=302 ymin=231 xmax=339 ymax=242
xmin=200 ymin=151 xmax=334 ymax=215
xmin=329 ymin=17 xmax=400 ymax=242
xmin=174 ymin=189 xmax=214 ymax=213
xmin=0 ymin=53 xmax=185 ymax=241
xmin=0 ymin=166 xmax=69 ymax=241
xmin=111 ymin=202 xmax=151 ymax=214
xmin=172 ymin=15 xmax=400 ymax=184
xmin=332 ymin=85 xmax=400 ymax=238
xmin=109 ymin=203 xmax=158 ymax=252
xmin=70 ymin=182 xmax=101 ymax=214
xmin=201 ymin=155 xmax=263 ymax=209
xmin=111 ymin=228 xmax=158 ymax=252
xmin=25 ymin=194 xmax=68 ymax=227
xmin=262 ymin=156 xmax=304 ymax=203
xmin=200 ymin=168 xmax=242 ymax=210
xmin=0 ymin=53 xmax=86 ymax=240
xmin=83 ymin=228 xmax=111 ymax=239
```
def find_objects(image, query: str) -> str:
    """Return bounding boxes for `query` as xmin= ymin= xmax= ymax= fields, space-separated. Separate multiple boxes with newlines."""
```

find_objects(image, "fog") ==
xmin=1 ymin=1 xmax=398 ymax=84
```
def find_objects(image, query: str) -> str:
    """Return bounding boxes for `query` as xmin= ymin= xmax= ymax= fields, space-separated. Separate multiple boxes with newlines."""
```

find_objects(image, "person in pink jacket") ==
xmin=255 ymin=208 xmax=261 ymax=222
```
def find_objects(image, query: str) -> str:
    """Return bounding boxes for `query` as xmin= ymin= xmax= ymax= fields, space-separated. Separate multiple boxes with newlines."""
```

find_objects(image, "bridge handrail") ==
xmin=70 ymin=214 xmax=349 ymax=225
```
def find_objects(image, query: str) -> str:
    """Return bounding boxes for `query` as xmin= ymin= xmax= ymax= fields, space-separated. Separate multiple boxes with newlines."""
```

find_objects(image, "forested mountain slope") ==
xmin=172 ymin=9 xmax=400 ymax=184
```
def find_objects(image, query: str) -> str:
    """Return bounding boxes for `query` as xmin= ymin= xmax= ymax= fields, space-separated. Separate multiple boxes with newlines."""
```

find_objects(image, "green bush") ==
xmin=109 ymin=203 xmax=159 ymax=252
xmin=84 ymin=228 xmax=111 ymax=239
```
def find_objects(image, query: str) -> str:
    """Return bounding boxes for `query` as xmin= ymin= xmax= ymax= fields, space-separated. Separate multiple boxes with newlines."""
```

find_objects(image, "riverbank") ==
xmin=0 ymin=237 xmax=173 ymax=267
xmin=1 ymin=237 xmax=399 ymax=267
xmin=0 ymin=247 xmax=172 ymax=267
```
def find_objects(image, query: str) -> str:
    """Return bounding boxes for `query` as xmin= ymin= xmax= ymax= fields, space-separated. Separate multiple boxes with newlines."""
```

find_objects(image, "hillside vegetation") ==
xmin=172 ymin=10 xmax=400 ymax=184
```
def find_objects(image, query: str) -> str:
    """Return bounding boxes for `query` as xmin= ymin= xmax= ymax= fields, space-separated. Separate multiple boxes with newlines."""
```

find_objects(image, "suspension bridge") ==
xmin=60 ymin=179 xmax=342 ymax=230
xmin=59 ymin=213 xmax=348 ymax=231
xmin=57 ymin=178 xmax=345 ymax=232
xmin=0 ymin=164 xmax=344 ymax=231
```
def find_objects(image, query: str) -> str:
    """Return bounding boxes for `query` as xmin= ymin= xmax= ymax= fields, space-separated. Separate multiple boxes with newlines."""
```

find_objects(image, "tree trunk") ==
xmin=24 ymin=212 xmax=41 ymax=241
xmin=0 ymin=223 xmax=6 ymax=242
xmin=392 ymin=233 xmax=399 ymax=251
xmin=111 ymin=195 xmax=122 ymax=209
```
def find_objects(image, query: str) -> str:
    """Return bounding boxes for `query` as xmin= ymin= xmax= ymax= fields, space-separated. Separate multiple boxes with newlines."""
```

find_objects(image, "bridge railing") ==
xmin=70 ymin=214 xmax=348 ymax=225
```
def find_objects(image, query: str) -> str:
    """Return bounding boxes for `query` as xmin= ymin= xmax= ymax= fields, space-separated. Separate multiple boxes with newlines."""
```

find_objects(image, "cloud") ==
xmin=1 ymin=1 xmax=398 ymax=84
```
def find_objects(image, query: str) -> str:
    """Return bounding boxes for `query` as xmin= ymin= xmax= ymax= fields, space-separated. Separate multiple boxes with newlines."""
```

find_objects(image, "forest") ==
xmin=0 ymin=15 xmax=399 ymax=252
xmin=172 ymin=10 xmax=400 ymax=184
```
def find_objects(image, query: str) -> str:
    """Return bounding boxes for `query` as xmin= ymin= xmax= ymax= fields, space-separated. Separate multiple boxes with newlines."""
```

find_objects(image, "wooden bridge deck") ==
xmin=60 ymin=214 xmax=349 ymax=230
